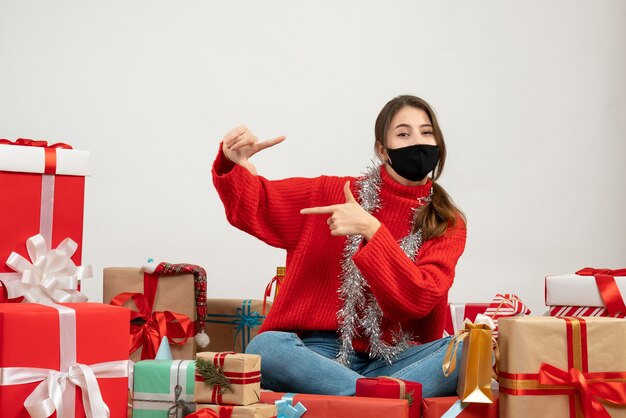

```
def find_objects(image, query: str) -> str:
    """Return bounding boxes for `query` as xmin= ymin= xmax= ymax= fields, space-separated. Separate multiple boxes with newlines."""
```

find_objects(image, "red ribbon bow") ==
xmin=0 ymin=138 xmax=73 ymax=174
xmin=185 ymin=409 xmax=220 ymax=418
xmin=539 ymin=362 xmax=626 ymax=418
xmin=110 ymin=292 xmax=193 ymax=360
xmin=576 ymin=267 xmax=626 ymax=315
xmin=0 ymin=138 xmax=73 ymax=149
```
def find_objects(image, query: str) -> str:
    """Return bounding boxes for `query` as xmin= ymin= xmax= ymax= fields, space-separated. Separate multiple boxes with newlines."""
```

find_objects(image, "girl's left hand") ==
xmin=300 ymin=181 xmax=381 ymax=240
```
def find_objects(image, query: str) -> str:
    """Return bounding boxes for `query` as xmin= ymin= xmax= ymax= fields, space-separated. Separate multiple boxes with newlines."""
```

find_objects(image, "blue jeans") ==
xmin=245 ymin=331 xmax=462 ymax=398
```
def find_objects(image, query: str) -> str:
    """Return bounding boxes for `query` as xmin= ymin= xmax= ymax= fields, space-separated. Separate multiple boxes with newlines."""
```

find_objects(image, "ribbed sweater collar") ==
xmin=379 ymin=164 xmax=433 ymax=200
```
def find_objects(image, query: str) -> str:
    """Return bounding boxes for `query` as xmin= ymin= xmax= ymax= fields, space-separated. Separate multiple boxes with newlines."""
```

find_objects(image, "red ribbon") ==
xmin=263 ymin=274 xmax=282 ymax=315
xmin=0 ymin=138 xmax=72 ymax=174
xmin=538 ymin=363 xmax=626 ymax=418
xmin=185 ymin=409 xmax=220 ymax=418
xmin=576 ymin=268 xmax=626 ymax=315
xmin=109 ymin=292 xmax=193 ymax=360
xmin=217 ymin=406 xmax=234 ymax=418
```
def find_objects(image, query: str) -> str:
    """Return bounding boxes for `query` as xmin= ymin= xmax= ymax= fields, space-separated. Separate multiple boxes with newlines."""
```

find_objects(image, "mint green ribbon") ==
xmin=204 ymin=300 xmax=264 ymax=351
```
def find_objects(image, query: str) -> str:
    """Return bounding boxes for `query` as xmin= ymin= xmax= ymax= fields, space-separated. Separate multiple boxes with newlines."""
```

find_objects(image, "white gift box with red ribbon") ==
xmin=546 ymin=268 xmax=626 ymax=318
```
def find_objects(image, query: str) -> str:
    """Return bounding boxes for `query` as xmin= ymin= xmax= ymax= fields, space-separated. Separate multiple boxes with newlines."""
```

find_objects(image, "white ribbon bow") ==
xmin=1 ymin=360 xmax=129 ymax=418
xmin=4 ymin=234 xmax=91 ymax=303
xmin=473 ymin=313 xmax=496 ymax=330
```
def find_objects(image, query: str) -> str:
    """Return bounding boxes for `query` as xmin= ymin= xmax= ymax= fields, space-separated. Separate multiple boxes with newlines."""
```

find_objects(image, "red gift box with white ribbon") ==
xmin=0 ymin=303 xmax=130 ymax=417
xmin=0 ymin=139 xmax=89 ymax=293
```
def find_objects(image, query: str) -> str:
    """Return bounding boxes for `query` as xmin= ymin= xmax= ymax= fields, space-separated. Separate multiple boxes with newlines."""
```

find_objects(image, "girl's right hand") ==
xmin=222 ymin=126 xmax=286 ymax=175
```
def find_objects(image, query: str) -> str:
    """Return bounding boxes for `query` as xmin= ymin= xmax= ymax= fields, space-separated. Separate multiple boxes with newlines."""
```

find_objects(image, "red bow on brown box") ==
xmin=110 ymin=292 xmax=193 ymax=360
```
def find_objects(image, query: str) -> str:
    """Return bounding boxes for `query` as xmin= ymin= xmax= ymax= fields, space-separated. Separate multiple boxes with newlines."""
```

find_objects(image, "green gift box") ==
xmin=132 ymin=359 xmax=196 ymax=418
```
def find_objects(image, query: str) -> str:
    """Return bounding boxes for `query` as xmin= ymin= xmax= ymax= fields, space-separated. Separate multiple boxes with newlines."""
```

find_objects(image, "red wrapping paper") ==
xmin=259 ymin=391 xmax=408 ymax=418
xmin=0 ymin=303 xmax=130 ymax=417
xmin=355 ymin=377 xmax=421 ymax=418
xmin=0 ymin=168 xmax=85 ymax=273
xmin=422 ymin=392 xmax=499 ymax=418
xmin=443 ymin=303 xmax=490 ymax=336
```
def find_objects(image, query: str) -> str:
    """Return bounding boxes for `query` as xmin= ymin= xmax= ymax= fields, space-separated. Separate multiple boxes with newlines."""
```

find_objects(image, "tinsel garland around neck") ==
xmin=336 ymin=162 xmax=433 ymax=365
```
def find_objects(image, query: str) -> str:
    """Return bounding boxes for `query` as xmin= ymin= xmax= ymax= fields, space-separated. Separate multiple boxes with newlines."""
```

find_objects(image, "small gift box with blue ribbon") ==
xmin=201 ymin=299 xmax=269 ymax=353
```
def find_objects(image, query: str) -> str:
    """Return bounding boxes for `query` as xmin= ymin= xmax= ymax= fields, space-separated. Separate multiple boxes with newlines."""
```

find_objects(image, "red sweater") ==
xmin=212 ymin=148 xmax=467 ymax=353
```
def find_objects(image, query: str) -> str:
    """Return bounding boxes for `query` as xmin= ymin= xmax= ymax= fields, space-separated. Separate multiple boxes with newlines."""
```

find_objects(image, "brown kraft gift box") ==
xmin=103 ymin=267 xmax=196 ymax=361
xmin=195 ymin=403 xmax=276 ymax=418
xmin=199 ymin=299 xmax=270 ymax=353
xmin=194 ymin=352 xmax=261 ymax=406
xmin=498 ymin=316 xmax=626 ymax=418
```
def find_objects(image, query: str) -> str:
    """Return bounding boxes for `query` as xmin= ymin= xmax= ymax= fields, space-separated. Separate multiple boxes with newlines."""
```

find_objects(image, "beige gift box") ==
xmin=195 ymin=403 xmax=276 ymax=418
xmin=103 ymin=267 xmax=197 ymax=361
xmin=199 ymin=299 xmax=270 ymax=354
xmin=498 ymin=316 xmax=626 ymax=418
xmin=194 ymin=352 xmax=261 ymax=406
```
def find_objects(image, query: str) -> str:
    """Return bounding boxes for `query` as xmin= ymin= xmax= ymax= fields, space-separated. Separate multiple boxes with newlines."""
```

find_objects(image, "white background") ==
xmin=1 ymin=1 xmax=625 ymax=316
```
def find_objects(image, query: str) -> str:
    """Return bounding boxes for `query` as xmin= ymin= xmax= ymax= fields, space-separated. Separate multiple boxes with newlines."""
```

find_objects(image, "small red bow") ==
xmin=0 ymin=138 xmax=72 ymax=149
xmin=110 ymin=292 xmax=193 ymax=359
xmin=185 ymin=409 xmax=221 ymax=418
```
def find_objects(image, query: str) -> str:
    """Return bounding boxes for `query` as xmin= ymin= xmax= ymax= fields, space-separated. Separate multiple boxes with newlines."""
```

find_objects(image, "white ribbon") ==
xmin=4 ymin=234 xmax=92 ymax=304
xmin=1 ymin=361 xmax=129 ymax=418
xmin=0 ymin=304 xmax=129 ymax=418
xmin=473 ymin=313 xmax=496 ymax=330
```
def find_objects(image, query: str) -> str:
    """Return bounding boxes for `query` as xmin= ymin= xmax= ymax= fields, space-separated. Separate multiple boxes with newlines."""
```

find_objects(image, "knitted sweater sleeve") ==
xmin=211 ymin=146 xmax=313 ymax=250
xmin=351 ymin=216 xmax=467 ymax=321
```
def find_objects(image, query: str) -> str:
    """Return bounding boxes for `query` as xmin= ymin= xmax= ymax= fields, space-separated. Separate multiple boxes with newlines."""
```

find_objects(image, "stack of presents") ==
xmin=1 ymin=138 xmax=625 ymax=417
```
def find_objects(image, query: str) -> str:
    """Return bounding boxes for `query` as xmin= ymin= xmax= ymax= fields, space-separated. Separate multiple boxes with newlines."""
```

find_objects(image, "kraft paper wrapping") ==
xmin=498 ymin=316 xmax=626 ymax=418
xmin=200 ymin=299 xmax=269 ymax=353
xmin=194 ymin=352 xmax=261 ymax=406
xmin=457 ymin=324 xmax=493 ymax=403
xmin=103 ymin=267 xmax=197 ymax=361
xmin=195 ymin=403 xmax=276 ymax=418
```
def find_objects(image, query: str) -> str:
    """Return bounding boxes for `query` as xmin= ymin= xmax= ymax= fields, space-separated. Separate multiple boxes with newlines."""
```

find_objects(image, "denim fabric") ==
xmin=245 ymin=330 xmax=462 ymax=398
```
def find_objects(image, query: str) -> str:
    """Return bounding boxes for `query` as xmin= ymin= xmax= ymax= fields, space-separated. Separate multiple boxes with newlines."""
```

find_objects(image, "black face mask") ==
xmin=385 ymin=144 xmax=439 ymax=182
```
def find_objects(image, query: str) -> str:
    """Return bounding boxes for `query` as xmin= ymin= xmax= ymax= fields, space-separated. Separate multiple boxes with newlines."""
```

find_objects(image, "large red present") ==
xmin=355 ymin=377 xmax=422 ymax=418
xmin=0 ymin=139 xmax=89 ymax=293
xmin=421 ymin=392 xmax=499 ymax=418
xmin=0 ymin=303 xmax=130 ymax=417
xmin=259 ymin=391 xmax=409 ymax=418
xmin=443 ymin=303 xmax=490 ymax=337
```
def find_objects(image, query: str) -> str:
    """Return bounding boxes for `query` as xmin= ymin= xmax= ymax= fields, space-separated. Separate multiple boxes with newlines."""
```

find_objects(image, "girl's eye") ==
xmin=398 ymin=132 xmax=410 ymax=137
xmin=422 ymin=131 xmax=433 ymax=136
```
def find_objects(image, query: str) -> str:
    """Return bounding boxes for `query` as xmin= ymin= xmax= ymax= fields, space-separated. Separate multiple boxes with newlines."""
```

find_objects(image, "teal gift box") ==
xmin=132 ymin=359 xmax=196 ymax=418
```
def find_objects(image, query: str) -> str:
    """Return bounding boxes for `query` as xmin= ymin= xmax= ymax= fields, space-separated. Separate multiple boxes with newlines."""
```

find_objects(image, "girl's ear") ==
xmin=375 ymin=142 xmax=388 ymax=162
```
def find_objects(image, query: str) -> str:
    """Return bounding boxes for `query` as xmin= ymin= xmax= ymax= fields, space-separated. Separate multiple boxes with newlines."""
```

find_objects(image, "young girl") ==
xmin=212 ymin=95 xmax=467 ymax=397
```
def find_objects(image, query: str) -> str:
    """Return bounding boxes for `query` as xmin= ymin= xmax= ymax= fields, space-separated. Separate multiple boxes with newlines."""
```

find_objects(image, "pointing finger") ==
xmin=255 ymin=135 xmax=286 ymax=152
xmin=300 ymin=205 xmax=337 ymax=215
xmin=344 ymin=181 xmax=356 ymax=203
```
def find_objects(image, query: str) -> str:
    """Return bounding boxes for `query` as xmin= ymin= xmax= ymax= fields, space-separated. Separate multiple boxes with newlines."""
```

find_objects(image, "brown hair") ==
xmin=374 ymin=95 xmax=465 ymax=240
